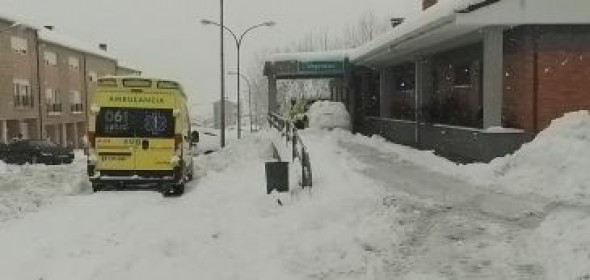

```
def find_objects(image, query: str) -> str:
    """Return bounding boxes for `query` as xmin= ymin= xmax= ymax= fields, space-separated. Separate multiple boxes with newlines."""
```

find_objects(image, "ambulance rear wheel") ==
xmin=91 ymin=183 xmax=103 ymax=193
xmin=164 ymin=183 xmax=184 ymax=197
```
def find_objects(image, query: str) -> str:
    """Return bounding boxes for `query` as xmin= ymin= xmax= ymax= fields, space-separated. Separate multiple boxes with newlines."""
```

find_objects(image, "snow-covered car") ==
xmin=307 ymin=101 xmax=351 ymax=131
xmin=2 ymin=139 xmax=74 ymax=165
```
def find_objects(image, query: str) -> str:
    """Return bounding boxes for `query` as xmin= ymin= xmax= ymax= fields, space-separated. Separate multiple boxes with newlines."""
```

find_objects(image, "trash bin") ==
xmin=265 ymin=161 xmax=289 ymax=194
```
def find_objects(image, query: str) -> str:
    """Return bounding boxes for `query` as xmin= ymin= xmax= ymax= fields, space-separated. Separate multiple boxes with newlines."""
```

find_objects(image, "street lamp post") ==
xmin=219 ymin=0 xmax=226 ymax=148
xmin=201 ymin=19 xmax=275 ymax=139
xmin=228 ymin=71 xmax=252 ymax=133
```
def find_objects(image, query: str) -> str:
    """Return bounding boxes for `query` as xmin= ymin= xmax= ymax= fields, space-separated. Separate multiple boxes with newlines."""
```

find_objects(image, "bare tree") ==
xmin=341 ymin=12 xmax=389 ymax=48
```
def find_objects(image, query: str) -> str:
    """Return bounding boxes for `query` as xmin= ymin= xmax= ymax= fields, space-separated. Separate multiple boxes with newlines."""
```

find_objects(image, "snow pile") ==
xmin=331 ymin=110 xmax=590 ymax=204
xmin=480 ymin=111 xmax=590 ymax=203
xmin=330 ymin=130 xmax=460 ymax=176
xmin=527 ymin=208 xmax=590 ymax=279
xmin=307 ymin=101 xmax=351 ymax=131
xmin=0 ymin=128 xmax=397 ymax=279
xmin=0 ymin=152 xmax=90 ymax=221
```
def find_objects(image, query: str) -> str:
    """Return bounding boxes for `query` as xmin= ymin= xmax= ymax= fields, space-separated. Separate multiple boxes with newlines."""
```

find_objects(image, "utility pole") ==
xmin=219 ymin=0 xmax=226 ymax=147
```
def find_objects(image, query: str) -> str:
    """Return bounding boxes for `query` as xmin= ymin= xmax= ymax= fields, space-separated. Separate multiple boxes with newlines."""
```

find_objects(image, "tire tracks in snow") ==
xmin=338 ymin=141 xmax=552 ymax=279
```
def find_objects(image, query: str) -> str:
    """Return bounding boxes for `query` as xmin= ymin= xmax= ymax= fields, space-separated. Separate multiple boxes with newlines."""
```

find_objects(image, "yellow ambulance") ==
xmin=86 ymin=77 xmax=198 ymax=196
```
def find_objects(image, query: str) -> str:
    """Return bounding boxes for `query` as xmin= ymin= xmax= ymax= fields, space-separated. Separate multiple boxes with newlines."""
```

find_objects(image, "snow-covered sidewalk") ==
xmin=0 ymin=111 xmax=589 ymax=279
xmin=0 ymin=132 xmax=392 ymax=279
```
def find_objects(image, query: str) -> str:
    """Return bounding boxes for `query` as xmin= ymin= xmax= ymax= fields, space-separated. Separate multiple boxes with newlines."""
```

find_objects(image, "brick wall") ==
xmin=536 ymin=26 xmax=590 ymax=131
xmin=503 ymin=26 xmax=590 ymax=135
xmin=0 ymin=22 xmax=40 ymax=121
xmin=39 ymin=42 xmax=86 ymax=126
xmin=503 ymin=26 xmax=536 ymax=135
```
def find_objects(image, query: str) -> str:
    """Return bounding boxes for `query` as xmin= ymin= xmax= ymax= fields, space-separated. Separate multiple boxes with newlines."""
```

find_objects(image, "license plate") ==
xmin=101 ymin=155 xmax=127 ymax=161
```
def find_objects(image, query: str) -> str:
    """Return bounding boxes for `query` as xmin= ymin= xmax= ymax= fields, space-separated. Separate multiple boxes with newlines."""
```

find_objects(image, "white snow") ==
xmin=350 ymin=0 xmax=483 ymax=63
xmin=0 ymin=151 xmax=90 ymax=222
xmin=0 ymin=131 xmax=393 ymax=279
xmin=478 ymin=110 xmax=590 ymax=203
xmin=307 ymin=101 xmax=351 ymax=131
xmin=352 ymin=0 xmax=590 ymax=65
xmin=39 ymin=28 xmax=117 ymax=61
xmin=527 ymin=208 xmax=590 ymax=279
xmin=0 ymin=110 xmax=589 ymax=279
xmin=267 ymin=49 xmax=351 ymax=62
xmin=482 ymin=126 xmax=524 ymax=134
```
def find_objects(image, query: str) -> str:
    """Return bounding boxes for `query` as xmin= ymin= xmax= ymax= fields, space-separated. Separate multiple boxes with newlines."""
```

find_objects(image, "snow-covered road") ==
xmin=0 ymin=112 xmax=589 ymax=279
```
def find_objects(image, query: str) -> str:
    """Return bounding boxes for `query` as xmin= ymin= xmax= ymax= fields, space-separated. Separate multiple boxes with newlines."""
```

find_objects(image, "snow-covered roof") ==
xmin=267 ymin=49 xmax=351 ymax=63
xmin=39 ymin=29 xmax=116 ymax=61
xmin=351 ymin=0 xmax=590 ymax=66
xmin=1 ymin=11 xmax=121 ymax=62
xmin=116 ymin=61 xmax=142 ymax=72
xmin=0 ymin=11 xmax=40 ymax=30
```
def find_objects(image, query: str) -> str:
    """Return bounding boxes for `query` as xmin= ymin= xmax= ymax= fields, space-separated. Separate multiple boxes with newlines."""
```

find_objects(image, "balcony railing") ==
xmin=71 ymin=103 xmax=83 ymax=113
xmin=47 ymin=103 xmax=62 ymax=114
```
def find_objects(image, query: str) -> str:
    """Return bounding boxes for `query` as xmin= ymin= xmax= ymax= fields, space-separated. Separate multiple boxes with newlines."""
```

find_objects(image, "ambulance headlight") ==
xmin=170 ymin=155 xmax=181 ymax=166
xmin=88 ymin=153 xmax=98 ymax=164
xmin=90 ymin=105 xmax=100 ymax=114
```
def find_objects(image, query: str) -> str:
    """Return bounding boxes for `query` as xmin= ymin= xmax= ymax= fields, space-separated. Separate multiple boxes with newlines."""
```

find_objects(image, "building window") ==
xmin=10 ymin=37 xmax=28 ymax=54
xmin=70 ymin=90 xmax=83 ymax=113
xmin=88 ymin=71 xmax=98 ymax=82
xmin=391 ymin=63 xmax=416 ymax=121
xmin=13 ymin=80 xmax=33 ymax=108
xmin=44 ymin=51 xmax=58 ymax=66
xmin=454 ymin=63 xmax=472 ymax=87
xmin=68 ymin=57 xmax=80 ymax=71
xmin=428 ymin=42 xmax=484 ymax=128
xmin=46 ymin=88 xmax=62 ymax=114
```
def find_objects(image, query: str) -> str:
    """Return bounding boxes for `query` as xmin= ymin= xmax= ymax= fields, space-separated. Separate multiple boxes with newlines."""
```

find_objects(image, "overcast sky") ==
xmin=2 ymin=0 xmax=416 ymax=117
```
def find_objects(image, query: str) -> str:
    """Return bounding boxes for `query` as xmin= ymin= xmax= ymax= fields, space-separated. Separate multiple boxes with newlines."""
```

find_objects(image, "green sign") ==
xmin=298 ymin=61 xmax=344 ymax=74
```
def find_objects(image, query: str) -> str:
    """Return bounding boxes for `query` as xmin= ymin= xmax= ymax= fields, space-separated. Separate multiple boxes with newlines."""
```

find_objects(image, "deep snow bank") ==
xmin=332 ymin=110 xmax=590 ymax=204
xmin=307 ymin=101 xmax=351 ymax=130
xmin=0 ymin=151 xmax=90 ymax=221
xmin=481 ymin=111 xmax=590 ymax=202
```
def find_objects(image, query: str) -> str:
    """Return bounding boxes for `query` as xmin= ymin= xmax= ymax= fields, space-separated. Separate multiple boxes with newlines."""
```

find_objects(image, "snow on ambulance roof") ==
xmin=351 ymin=0 xmax=590 ymax=65
xmin=267 ymin=49 xmax=352 ymax=63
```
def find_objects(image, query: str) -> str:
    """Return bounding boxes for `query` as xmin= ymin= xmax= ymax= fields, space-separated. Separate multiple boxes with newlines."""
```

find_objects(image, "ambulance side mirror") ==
xmin=191 ymin=131 xmax=200 ymax=144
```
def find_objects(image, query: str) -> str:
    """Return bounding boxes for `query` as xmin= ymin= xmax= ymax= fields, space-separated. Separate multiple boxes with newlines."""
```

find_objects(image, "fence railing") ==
xmin=268 ymin=112 xmax=313 ymax=188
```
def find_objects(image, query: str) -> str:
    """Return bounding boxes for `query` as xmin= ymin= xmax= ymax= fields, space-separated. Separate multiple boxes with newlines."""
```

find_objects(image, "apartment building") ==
xmin=0 ymin=15 xmax=141 ymax=147
xmin=0 ymin=18 xmax=41 ymax=143
xmin=116 ymin=62 xmax=142 ymax=76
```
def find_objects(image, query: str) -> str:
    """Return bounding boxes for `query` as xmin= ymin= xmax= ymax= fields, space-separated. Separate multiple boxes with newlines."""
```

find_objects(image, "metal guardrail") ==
xmin=268 ymin=113 xmax=313 ymax=188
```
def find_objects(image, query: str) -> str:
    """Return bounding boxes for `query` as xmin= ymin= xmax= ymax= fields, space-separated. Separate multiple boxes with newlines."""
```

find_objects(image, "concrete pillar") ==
xmin=379 ymin=68 xmax=394 ymax=118
xmin=73 ymin=122 xmax=79 ymax=148
xmin=1 ymin=120 xmax=7 ymax=144
xmin=61 ymin=123 xmax=67 ymax=147
xmin=267 ymin=75 xmax=278 ymax=114
xmin=483 ymin=26 xmax=504 ymax=128
xmin=19 ymin=120 xmax=28 ymax=139
xmin=360 ymin=73 xmax=370 ymax=117
xmin=415 ymin=57 xmax=424 ymax=145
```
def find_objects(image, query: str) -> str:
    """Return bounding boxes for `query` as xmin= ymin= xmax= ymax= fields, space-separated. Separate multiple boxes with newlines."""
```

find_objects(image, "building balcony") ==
xmin=70 ymin=103 xmax=83 ymax=114
xmin=47 ymin=103 xmax=62 ymax=115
